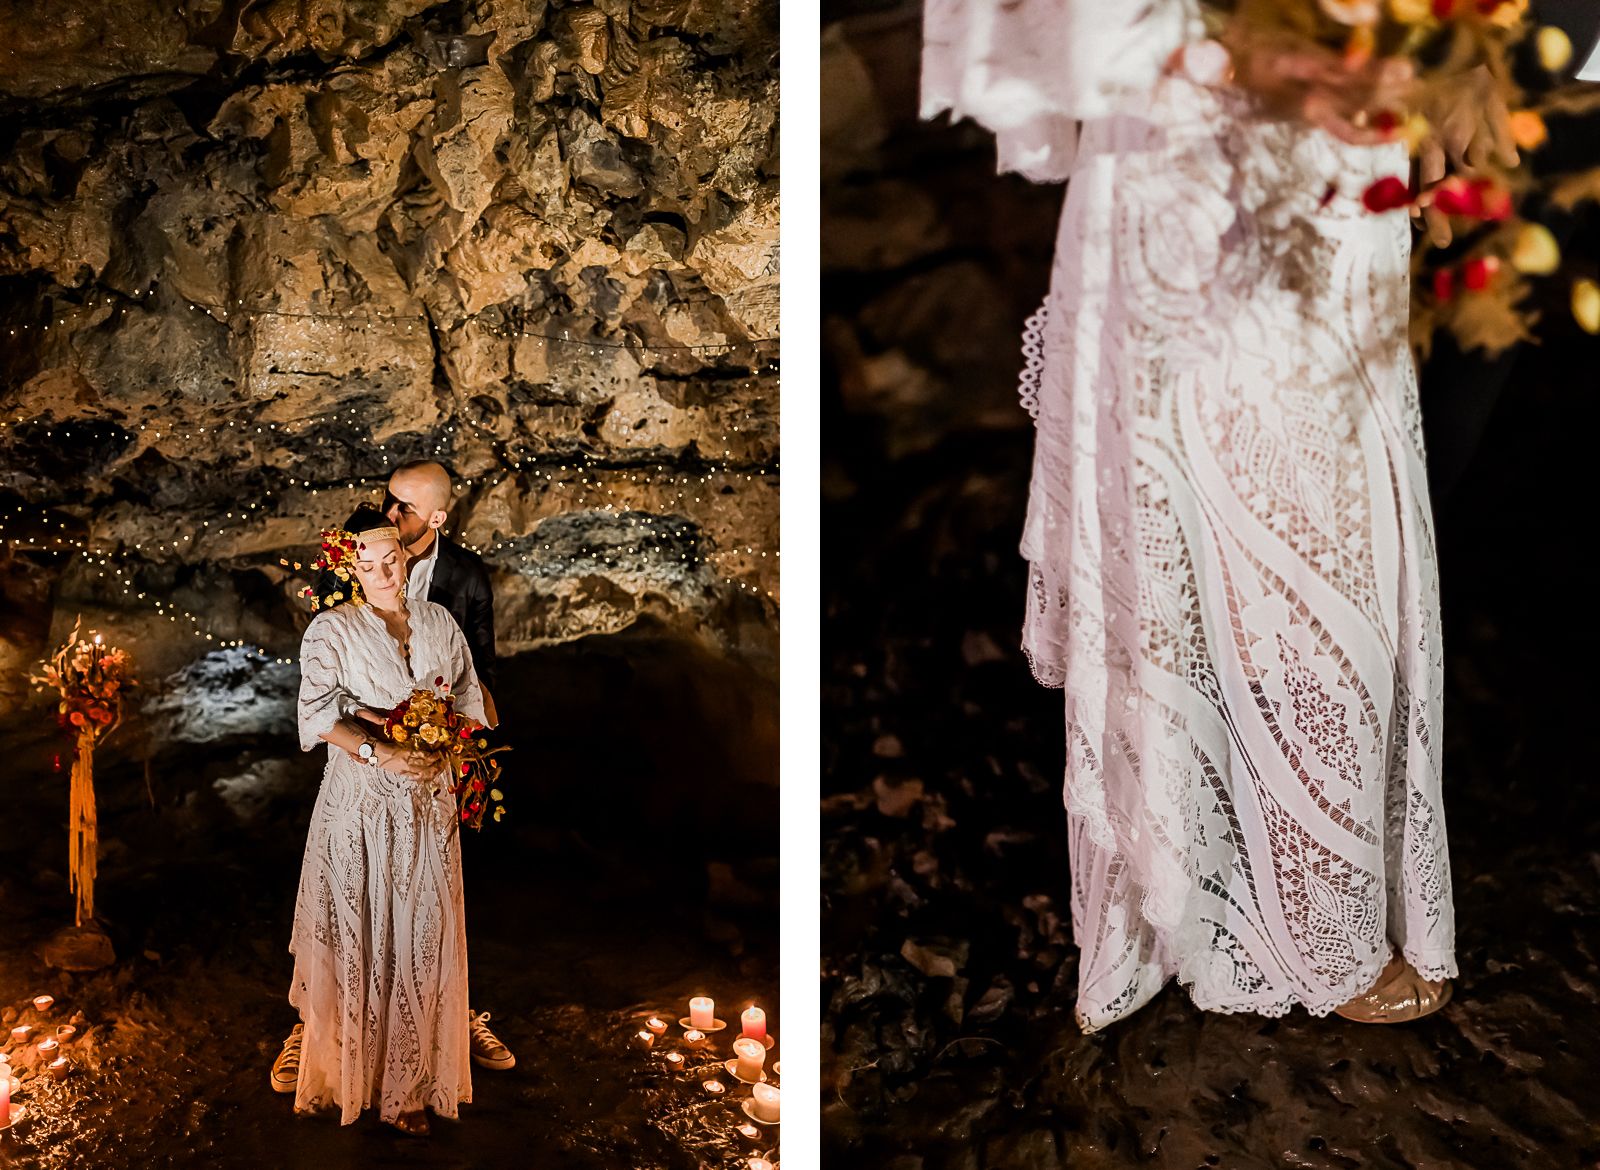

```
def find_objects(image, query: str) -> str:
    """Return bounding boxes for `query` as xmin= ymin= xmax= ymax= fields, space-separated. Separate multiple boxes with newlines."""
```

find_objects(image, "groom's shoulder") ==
xmin=439 ymin=534 xmax=491 ymax=582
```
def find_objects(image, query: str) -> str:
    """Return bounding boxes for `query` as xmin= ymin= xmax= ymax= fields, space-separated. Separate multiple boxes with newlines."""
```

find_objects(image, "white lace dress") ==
xmin=922 ymin=0 xmax=1457 ymax=1030
xmin=292 ymin=600 xmax=486 ymax=1123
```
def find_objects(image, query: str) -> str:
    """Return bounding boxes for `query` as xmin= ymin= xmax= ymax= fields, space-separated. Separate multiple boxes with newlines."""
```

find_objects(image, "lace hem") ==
xmin=1017 ymin=302 xmax=1050 ymax=420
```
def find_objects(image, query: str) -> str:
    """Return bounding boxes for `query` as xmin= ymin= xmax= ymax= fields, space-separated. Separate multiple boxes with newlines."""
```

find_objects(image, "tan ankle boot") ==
xmin=1335 ymin=953 xmax=1452 ymax=1023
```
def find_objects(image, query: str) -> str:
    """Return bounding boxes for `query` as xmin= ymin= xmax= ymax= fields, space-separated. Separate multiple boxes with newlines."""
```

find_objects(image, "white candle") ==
xmin=56 ymin=1025 xmax=76 ymax=1041
xmin=702 ymin=1079 xmax=726 ymax=1095
xmin=750 ymin=1082 xmax=781 ymax=1123
xmin=772 ymin=1060 xmax=780 ymax=1076
xmin=8 ymin=1026 xmax=28 ymax=1044
xmin=663 ymin=1052 xmax=684 ymax=1068
xmin=749 ymin=1159 xmax=775 ymax=1170
xmin=683 ymin=1028 xmax=705 ymax=1045
xmin=737 ymin=1123 xmax=760 ymax=1139
xmin=634 ymin=1030 xmax=655 ymax=1049
xmin=31 ymin=996 xmax=53 ymax=1013
xmin=740 ymin=1005 xmax=766 ymax=1040
xmin=0 ymin=1068 xmax=8 ymax=1123
xmin=732 ymin=1036 xmax=766 ymax=1082
xmin=644 ymin=1016 xmax=668 ymax=1035
xmin=688 ymin=996 xmax=714 ymax=1029
xmin=37 ymin=1039 xmax=58 ymax=1058
xmin=48 ymin=1057 xmax=69 ymax=1081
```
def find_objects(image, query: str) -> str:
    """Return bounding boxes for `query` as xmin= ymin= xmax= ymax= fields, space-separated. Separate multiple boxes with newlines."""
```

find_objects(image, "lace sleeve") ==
xmin=441 ymin=610 xmax=487 ymax=728
xmin=296 ymin=613 xmax=354 ymax=752
xmin=920 ymin=0 xmax=1204 ymax=182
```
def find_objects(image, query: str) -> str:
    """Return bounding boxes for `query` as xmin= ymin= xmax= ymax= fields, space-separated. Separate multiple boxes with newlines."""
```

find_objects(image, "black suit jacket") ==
xmin=426 ymin=535 xmax=497 ymax=693
xmin=1539 ymin=1 xmax=1600 ymax=64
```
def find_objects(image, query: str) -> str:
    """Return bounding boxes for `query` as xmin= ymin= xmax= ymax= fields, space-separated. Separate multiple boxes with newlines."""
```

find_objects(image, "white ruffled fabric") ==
xmin=923 ymin=1 xmax=1457 ymax=1029
xmin=292 ymin=600 xmax=486 ymax=1124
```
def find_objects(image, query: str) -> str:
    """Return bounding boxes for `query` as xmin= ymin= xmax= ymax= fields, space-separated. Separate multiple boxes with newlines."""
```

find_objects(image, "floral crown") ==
xmin=299 ymin=525 xmax=402 ymax=611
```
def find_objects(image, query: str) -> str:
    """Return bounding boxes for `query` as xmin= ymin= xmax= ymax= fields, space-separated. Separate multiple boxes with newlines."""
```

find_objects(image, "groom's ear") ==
xmin=428 ymin=510 xmax=448 ymax=531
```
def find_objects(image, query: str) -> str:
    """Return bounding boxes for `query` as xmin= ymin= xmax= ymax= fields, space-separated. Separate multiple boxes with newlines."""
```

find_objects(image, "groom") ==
xmin=383 ymin=460 xmax=500 ymax=728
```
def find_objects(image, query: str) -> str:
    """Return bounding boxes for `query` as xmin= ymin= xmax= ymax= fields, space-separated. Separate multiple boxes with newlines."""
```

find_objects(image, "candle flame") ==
xmin=93 ymin=634 xmax=102 ymax=645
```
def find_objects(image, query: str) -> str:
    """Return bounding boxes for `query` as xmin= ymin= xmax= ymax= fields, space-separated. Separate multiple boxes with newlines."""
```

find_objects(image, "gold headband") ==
xmin=353 ymin=526 xmax=402 ymax=545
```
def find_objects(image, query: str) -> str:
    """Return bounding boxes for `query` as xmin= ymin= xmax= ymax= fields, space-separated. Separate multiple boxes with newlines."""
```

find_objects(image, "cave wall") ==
xmin=0 ymin=0 xmax=780 ymax=718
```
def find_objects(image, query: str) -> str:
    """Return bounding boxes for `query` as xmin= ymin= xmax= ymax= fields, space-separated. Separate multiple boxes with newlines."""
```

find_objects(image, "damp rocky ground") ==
xmin=0 ymin=627 xmax=779 ymax=1169
xmin=820 ymin=5 xmax=1600 ymax=1166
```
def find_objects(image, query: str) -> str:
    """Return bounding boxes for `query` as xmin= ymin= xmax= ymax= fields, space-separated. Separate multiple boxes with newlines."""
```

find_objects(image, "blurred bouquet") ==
xmin=30 ymin=617 xmax=135 ymax=742
xmin=28 ymin=617 xmax=137 ymax=927
xmin=380 ymin=677 xmax=508 ymax=830
xmin=1205 ymin=0 xmax=1600 ymax=354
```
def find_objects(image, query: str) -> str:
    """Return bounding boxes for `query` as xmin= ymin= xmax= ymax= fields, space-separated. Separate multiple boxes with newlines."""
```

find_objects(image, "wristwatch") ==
xmin=357 ymin=739 xmax=378 ymax=766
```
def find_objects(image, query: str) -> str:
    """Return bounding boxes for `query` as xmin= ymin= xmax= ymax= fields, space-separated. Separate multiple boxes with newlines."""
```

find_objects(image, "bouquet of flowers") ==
xmin=31 ymin=617 xmax=136 ymax=741
xmin=1206 ymin=0 xmax=1600 ymax=354
xmin=28 ymin=617 xmax=138 ymax=928
xmin=380 ymin=677 xmax=509 ymax=830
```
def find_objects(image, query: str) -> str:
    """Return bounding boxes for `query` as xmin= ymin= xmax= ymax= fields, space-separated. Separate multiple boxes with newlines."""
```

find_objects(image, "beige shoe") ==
xmin=1335 ymin=954 xmax=1452 ymax=1023
xmin=270 ymin=1023 xmax=303 ymax=1093
xmin=469 ymin=1009 xmax=516 ymax=1070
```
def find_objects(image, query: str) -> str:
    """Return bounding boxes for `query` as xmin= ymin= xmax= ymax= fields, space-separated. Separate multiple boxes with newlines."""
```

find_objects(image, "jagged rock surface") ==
xmin=0 ymin=0 xmax=780 ymax=715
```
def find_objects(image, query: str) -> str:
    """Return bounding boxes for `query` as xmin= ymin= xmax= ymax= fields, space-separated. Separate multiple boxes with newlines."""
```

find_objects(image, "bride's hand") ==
xmin=1218 ymin=26 xmax=1415 ymax=146
xmin=375 ymin=743 xmax=439 ymax=783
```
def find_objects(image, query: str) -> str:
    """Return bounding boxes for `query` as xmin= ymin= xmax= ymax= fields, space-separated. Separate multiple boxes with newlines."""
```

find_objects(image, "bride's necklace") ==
xmin=369 ymin=601 xmax=412 ymax=662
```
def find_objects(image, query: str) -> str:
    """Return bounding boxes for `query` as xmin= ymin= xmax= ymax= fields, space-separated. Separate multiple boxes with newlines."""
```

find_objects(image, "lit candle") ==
xmin=37 ymin=1039 xmax=58 ymax=1059
xmin=772 ymin=1060 xmax=780 ymax=1077
xmin=644 ymin=1016 xmax=668 ymax=1035
xmin=633 ymin=1030 xmax=655 ymax=1049
xmin=683 ymin=1028 xmax=705 ymax=1045
xmin=663 ymin=1052 xmax=684 ymax=1068
xmin=749 ymin=1159 xmax=775 ymax=1170
xmin=56 ymin=1025 xmax=76 ymax=1041
xmin=732 ymin=1036 xmax=766 ymax=1082
xmin=47 ymin=1058 xmax=69 ymax=1082
xmin=31 ymin=996 xmax=53 ymax=1013
xmin=740 ymin=1005 xmax=766 ymax=1040
xmin=688 ymin=997 xmax=714 ymax=1029
xmin=702 ymin=1079 xmax=726 ymax=1095
xmin=750 ymin=1083 xmax=780 ymax=1123
xmin=737 ymin=1123 xmax=760 ymax=1139
xmin=0 ymin=1067 xmax=8 ymax=1122
xmin=9 ymin=1026 xmax=28 ymax=1044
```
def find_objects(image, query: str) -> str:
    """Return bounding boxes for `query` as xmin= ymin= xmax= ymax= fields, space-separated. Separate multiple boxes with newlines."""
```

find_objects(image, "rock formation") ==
xmin=0 ymin=0 xmax=780 ymax=722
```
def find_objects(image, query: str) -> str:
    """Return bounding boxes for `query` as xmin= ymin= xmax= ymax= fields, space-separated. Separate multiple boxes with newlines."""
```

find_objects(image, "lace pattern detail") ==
xmin=1008 ymin=69 xmax=1456 ymax=1028
xmin=290 ymin=601 xmax=486 ymax=1125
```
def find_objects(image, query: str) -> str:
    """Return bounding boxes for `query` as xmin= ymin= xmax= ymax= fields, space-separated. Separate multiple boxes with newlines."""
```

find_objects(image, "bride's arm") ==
xmin=920 ymin=0 xmax=1205 ymax=181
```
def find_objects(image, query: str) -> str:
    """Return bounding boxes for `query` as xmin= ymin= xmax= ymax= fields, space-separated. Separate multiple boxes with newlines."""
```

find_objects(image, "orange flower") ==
xmin=1508 ymin=110 xmax=1547 ymax=150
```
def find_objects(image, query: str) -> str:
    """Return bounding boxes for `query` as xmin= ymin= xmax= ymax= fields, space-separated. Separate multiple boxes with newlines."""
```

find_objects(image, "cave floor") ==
xmin=821 ymin=375 xmax=1600 ymax=1168
xmin=0 ymin=736 xmax=779 ymax=1170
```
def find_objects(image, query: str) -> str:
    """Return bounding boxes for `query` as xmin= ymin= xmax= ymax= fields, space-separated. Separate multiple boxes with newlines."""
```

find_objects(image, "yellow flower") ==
xmin=1486 ymin=0 xmax=1527 ymax=29
xmin=1574 ymin=279 xmax=1600 ymax=335
xmin=1511 ymin=223 xmax=1560 ymax=274
xmin=1537 ymin=26 xmax=1572 ymax=71
xmin=1387 ymin=0 xmax=1433 ymax=22
xmin=1319 ymin=0 xmax=1380 ymax=24
xmin=393 ymin=725 xmax=410 ymax=743
xmin=490 ymin=788 xmax=503 ymax=802
xmin=419 ymin=723 xmax=441 ymax=745
xmin=403 ymin=711 xmax=420 ymax=728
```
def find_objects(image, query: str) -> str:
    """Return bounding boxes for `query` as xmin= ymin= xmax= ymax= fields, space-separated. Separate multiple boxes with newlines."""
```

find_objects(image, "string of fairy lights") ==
xmin=0 ymin=292 xmax=779 ymax=666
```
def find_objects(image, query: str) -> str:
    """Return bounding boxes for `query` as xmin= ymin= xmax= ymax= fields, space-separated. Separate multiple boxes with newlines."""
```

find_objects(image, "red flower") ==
xmin=435 ymin=676 xmax=444 ymax=687
xmin=1432 ymin=0 xmax=1455 ymax=14
xmin=472 ymin=779 xmax=486 ymax=793
xmin=1361 ymin=176 xmax=1413 ymax=213
xmin=461 ymin=808 xmax=470 ymax=822
xmin=460 ymin=727 xmax=472 ymax=738
xmin=68 ymin=711 xmax=87 ymax=727
xmin=1433 ymin=267 xmax=1456 ymax=301
xmin=1370 ymin=110 xmax=1399 ymax=135
xmin=1479 ymin=185 xmax=1513 ymax=222
xmin=1463 ymin=256 xmax=1500 ymax=290
xmin=461 ymin=763 xmax=471 ymax=775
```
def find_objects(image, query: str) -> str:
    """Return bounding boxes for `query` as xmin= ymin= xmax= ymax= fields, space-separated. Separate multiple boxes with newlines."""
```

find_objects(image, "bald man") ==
xmin=383 ymin=460 xmax=499 ymax=727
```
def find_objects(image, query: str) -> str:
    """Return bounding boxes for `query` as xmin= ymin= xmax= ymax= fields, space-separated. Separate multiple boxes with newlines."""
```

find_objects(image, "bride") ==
xmin=922 ymin=3 xmax=1478 ymax=1029
xmin=275 ymin=503 xmax=487 ymax=1134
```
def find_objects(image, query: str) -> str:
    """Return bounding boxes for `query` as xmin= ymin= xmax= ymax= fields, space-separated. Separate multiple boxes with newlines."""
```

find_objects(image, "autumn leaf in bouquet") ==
xmin=1205 ymin=0 xmax=1600 ymax=357
xmin=381 ymin=677 xmax=510 ymax=830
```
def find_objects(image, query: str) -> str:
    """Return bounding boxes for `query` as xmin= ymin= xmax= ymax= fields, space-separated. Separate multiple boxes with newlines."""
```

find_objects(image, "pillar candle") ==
xmin=688 ymin=997 xmax=714 ymax=1029
xmin=740 ymin=1005 xmax=766 ymax=1040
xmin=750 ymin=1083 xmax=781 ymax=1123
xmin=732 ymin=1037 xmax=766 ymax=1082
xmin=0 ymin=1068 xmax=8 ymax=1120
